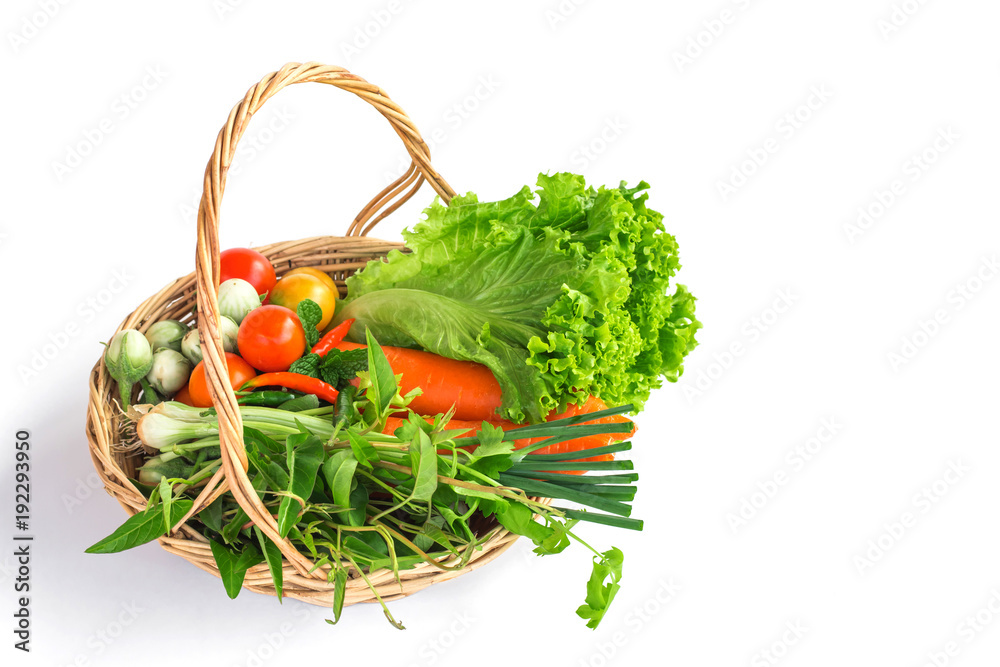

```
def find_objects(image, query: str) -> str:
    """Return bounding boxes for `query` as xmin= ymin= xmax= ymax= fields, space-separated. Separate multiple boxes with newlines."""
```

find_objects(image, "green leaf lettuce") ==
xmin=336 ymin=173 xmax=700 ymax=423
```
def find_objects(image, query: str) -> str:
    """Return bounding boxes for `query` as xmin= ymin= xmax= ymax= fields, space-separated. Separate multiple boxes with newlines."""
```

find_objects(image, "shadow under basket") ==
xmin=85 ymin=63 xmax=526 ymax=609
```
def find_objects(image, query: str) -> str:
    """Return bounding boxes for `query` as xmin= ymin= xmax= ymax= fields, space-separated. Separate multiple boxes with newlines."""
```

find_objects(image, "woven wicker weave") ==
xmin=85 ymin=63 xmax=523 ymax=607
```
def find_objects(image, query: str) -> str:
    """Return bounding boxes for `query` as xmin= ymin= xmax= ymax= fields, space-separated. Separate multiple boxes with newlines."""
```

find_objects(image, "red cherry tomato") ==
xmin=237 ymin=305 xmax=307 ymax=372
xmin=220 ymin=248 xmax=276 ymax=297
xmin=188 ymin=353 xmax=258 ymax=407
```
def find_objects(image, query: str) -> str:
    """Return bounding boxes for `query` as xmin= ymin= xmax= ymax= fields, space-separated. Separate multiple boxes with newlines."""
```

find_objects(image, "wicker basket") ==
xmin=85 ymin=62 xmax=524 ymax=608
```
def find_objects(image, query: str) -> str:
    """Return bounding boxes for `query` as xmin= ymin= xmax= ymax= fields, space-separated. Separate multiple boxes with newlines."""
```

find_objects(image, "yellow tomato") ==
xmin=284 ymin=267 xmax=340 ymax=298
xmin=269 ymin=274 xmax=338 ymax=330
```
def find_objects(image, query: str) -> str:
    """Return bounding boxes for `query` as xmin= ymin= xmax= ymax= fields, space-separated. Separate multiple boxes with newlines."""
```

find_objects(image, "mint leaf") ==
xmin=288 ymin=353 xmax=320 ymax=378
xmin=296 ymin=299 xmax=323 ymax=348
xmin=319 ymin=348 xmax=368 ymax=388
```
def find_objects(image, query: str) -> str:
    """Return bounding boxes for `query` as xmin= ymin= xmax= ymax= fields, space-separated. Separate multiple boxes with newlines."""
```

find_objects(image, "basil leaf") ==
xmin=209 ymin=539 xmax=265 ymax=599
xmin=85 ymin=499 xmax=193 ymax=554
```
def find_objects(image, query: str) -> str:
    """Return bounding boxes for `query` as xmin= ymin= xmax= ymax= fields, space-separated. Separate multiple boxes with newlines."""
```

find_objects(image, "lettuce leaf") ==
xmin=337 ymin=173 xmax=700 ymax=423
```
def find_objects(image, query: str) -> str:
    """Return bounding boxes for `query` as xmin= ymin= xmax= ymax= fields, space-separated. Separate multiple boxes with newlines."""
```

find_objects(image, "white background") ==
xmin=3 ymin=1 xmax=1000 ymax=665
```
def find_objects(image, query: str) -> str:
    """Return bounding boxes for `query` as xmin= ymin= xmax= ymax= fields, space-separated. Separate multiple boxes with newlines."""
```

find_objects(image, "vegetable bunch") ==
xmin=335 ymin=172 xmax=701 ymax=423
xmin=90 ymin=333 xmax=640 ymax=629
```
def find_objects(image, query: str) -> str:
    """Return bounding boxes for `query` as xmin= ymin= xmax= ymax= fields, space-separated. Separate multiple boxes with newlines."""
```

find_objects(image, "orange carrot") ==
xmin=343 ymin=340 xmax=634 ymax=473
xmin=337 ymin=341 xmax=635 ymax=431
xmin=338 ymin=341 xmax=504 ymax=421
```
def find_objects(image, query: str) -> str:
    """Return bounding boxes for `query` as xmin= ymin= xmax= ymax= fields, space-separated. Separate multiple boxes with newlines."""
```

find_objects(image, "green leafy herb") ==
xmin=279 ymin=394 xmax=320 ymax=412
xmin=288 ymin=353 xmax=321 ymax=378
xmin=326 ymin=450 xmax=358 ymax=509
xmin=85 ymin=499 xmax=193 ymax=554
xmin=157 ymin=477 xmax=174 ymax=532
xmin=329 ymin=567 xmax=348 ymax=624
xmin=364 ymin=328 xmax=397 ymax=416
xmin=576 ymin=547 xmax=624 ymax=629
xmin=296 ymin=299 xmax=323 ymax=348
xmin=319 ymin=348 xmax=369 ymax=388
xmin=209 ymin=539 xmax=265 ymax=599
xmin=200 ymin=497 xmax=224 ymax=534
xmin=347 ymin=430 xmax=379 ymax=468
xmin=276 ymin=433 xmax=325 ymax=537
xmin=408 ymin=429 xmax=438 ymax=502
xmin=254 ymin=527 xmax=285 ymax=602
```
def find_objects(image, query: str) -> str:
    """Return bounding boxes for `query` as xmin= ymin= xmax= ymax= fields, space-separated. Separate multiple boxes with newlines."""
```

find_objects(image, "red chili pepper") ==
xmin=241 ymin=373 xmax=340 ymax=404
xmin=311 ymin=318 xmax=355 ymax=355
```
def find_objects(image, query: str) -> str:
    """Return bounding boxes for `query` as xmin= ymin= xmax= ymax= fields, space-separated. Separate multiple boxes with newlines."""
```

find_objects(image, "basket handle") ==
xmin=189 ymin=63 xmax=454 ymax=576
